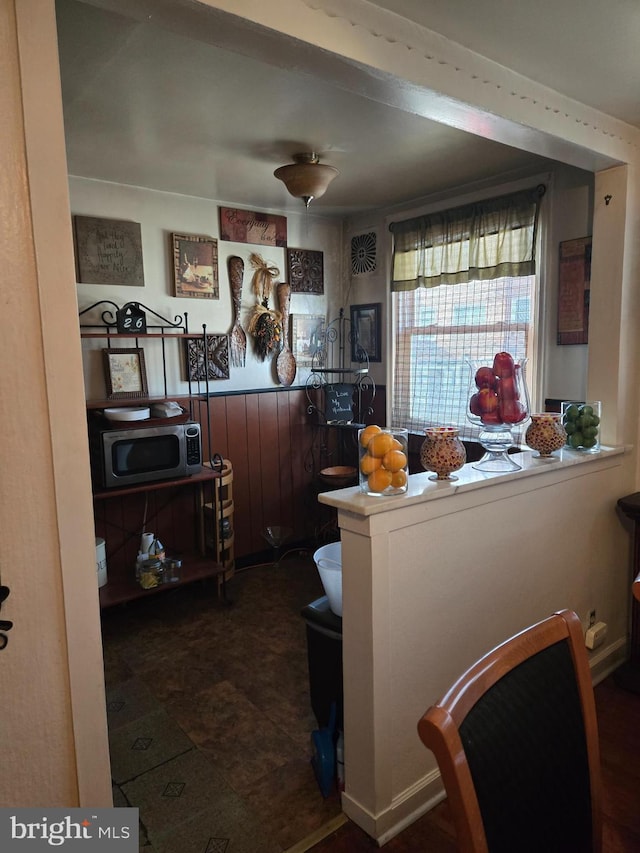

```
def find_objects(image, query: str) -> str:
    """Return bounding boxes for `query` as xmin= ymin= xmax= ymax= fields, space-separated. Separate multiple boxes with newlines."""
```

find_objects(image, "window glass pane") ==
xmin=392 ymin=275 xmax=534 ymax=439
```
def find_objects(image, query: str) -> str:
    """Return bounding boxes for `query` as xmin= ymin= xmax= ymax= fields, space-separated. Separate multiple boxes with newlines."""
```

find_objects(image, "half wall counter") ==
xmin=318 ymin=445 xmax=632 ymax=844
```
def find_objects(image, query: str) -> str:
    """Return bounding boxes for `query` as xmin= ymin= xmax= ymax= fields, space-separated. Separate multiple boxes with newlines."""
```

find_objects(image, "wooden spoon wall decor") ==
xmin=275 ymin=282 xmax=296 ymax=386
xmin=228 ymin=256 xmax=246 ymax=368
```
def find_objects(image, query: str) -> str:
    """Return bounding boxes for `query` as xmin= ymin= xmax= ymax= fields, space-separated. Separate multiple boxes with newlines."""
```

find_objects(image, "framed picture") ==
xmin=184 ymin=335 xmax=230 ymax=381
xmin=290 ymin=314 xmax=326 ymax=366
xmin=172 ymin=233 xmax=219 ymax=299
xmin=73 ymin=215 xmax=144 ymax=286
xmin=102 ymin=348 xmax=148 ymax=399
xmin=287 ymin=248 xmax=324 ymax=294
xmin=350 ymin=303 xmax=381 ymax=363
xmin=557 ymin=236 xmax=592 ymax=345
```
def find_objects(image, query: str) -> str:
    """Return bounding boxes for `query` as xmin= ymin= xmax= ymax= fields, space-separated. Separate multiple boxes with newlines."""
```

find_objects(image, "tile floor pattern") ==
xmin=101 ymin=552 xmax=343 ymax=852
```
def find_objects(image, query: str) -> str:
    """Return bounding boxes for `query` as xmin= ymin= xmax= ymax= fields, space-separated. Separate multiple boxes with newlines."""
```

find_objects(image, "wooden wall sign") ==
xmin=219 ymin=207 xmax=287 ymax=247
xmin=73 ymin=215 xmax=145 ymax=286
xmin=557 ymin=236 xmax=592 ymax=345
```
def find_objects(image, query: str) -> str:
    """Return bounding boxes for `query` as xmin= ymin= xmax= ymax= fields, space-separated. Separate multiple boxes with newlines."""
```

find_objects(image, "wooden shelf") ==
xmin=313 ymin=367 xmax=368 ymax=375
xmin=80 ymin=331 xmax=199 ymax=339
xmin=86 ymin=396 xmax=191 ymax=411
xmin=99 ymin=554 xmax=227 ymax=609
xmin=94 ymin=465 xmax=233 ymax=608
xmin=93 ymin=466 xmax=222 ymax=500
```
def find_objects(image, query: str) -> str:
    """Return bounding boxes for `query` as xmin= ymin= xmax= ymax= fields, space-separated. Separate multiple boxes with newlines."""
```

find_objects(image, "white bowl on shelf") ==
xmin=103 ymin=406 xmax=150 ymax=422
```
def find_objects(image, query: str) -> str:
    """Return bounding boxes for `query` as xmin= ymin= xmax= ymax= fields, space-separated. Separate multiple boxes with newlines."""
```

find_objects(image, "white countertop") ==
xmin=318 ymin=444 xmax=628 ymax=518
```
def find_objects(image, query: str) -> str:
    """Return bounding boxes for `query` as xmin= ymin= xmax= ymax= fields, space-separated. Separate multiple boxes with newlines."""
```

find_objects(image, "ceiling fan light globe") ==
xmin=274 ymin=158 xmax=339 ymax=207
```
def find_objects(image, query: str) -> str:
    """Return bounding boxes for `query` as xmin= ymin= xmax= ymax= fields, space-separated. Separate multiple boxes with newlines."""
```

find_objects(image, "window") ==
xmin=390 ymin=187 xmax=543 ymax=438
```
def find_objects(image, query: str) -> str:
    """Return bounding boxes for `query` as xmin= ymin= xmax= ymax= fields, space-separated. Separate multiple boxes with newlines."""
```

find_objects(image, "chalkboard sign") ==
xmin=325 ymin=383 xmax=354 ymax=423
xmin=116 ymin=303 xmax=147 ymax=334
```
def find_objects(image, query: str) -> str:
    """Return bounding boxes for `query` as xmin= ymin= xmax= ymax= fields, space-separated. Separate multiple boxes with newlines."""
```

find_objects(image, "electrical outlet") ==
xmin=589 ymin=609 xmax=596 ymax=627
xmin=585 ymin=621 xmax=607 ymax=650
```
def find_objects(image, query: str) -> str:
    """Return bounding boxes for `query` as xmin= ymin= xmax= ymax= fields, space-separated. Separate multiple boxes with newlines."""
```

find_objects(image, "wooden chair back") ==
xmin=418 ymin=610 xmax=602 ymax=853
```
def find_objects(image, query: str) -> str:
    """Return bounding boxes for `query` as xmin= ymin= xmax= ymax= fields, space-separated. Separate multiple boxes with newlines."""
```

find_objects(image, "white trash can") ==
xmin=313 ymin=541 xmax=342 ymax=616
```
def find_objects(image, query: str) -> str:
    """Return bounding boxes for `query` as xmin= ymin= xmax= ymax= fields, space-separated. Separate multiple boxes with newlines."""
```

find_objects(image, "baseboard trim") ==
xmin=589 ymin=636 xmax=627 ymax=685
xmin=342 ymin=768 xmax=445 ymax=845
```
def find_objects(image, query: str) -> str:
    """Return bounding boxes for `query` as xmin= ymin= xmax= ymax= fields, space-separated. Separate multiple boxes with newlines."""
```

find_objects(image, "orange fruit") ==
xmin=390 ymin=469 xmax=408 ymax=488
xmin=359 ymin=424 xmax=382 ymax=448
xmin=367 ymin=431 xmax=395 ymax=458
xmin=390 ymin=438 xmax=403 ymax=451
xmin=360 ymin=453 xmax=381 ymax=475
xmin=382 ymin=449 xmax=407 ymax=472
xmin=368 ymin=467 xmax=393 ymax=493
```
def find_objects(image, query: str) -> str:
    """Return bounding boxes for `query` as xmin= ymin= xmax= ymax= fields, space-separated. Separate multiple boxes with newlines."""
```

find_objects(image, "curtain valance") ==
xmin=389 ymin=185 xmax=545 ymax=292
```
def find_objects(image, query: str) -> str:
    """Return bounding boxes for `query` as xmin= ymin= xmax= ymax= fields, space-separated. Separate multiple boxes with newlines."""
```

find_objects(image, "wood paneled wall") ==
xmin=92 ymin=386 xmax=387 ymax=571
xmin=199 ymin=385 xmax=386 ymax=558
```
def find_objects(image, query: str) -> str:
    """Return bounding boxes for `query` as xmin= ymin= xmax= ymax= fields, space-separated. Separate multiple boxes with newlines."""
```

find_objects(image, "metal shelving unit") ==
xmin=304 ymin=309 xmax=376 ymax=495
xmin=79 ymin=300 xmax=234 ymax=605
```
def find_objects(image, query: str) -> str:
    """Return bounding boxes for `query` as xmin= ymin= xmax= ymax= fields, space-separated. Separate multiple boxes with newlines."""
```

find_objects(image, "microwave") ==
xmin=90 ymin=420 xmax=202 ymax=489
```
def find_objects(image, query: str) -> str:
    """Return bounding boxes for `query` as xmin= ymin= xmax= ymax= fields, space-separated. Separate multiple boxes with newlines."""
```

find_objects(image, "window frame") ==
xmin=386 ymin=177 xmax=549 ymax=437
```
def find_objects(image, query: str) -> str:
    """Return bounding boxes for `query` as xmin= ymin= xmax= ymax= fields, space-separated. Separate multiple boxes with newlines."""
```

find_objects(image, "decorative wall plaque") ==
xmin=219 ymin=207 xmax=287 ymax=247
xmin=351 ymin=232 xmax=377 ymax=276
xmin=73 ymin=216 xmax=145 ymax=286
xmin=287 ymin=248 xmax=324 ymax=294
xmin=185 ymin=335 xmax=230 ymax=381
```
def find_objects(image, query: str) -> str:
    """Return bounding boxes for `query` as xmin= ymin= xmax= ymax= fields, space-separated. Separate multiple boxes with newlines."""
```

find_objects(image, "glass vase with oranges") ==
xmin=358 ymin=425 xmax=409 ymax=496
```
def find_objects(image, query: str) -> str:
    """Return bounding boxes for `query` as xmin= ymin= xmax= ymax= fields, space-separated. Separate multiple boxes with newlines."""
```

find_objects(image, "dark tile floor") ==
xmin=101 ymin=552 xmax=343 ymax=852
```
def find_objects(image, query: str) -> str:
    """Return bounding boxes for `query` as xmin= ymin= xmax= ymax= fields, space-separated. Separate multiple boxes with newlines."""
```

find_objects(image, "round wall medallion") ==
xmin=351 ymin=232 xmax=377 ymax=275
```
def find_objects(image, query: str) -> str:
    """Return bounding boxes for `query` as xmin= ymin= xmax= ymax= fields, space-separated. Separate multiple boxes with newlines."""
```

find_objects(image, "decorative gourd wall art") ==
xmin=247 ymin=253 xmax=282 ymax=361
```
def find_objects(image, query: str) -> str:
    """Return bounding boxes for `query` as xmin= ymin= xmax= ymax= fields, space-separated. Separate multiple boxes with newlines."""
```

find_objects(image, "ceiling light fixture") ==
xmin=274 ymin=152 xmax=339 ymax=208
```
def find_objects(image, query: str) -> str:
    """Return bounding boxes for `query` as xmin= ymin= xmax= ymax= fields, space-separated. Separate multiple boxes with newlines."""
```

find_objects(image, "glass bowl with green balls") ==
xmin=561 ymin=401 xmax=601 ymax=453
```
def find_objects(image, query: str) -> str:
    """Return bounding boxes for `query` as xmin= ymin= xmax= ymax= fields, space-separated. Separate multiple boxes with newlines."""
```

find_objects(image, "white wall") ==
xmin=543 ymin=168 xmax=594 ymax=400
xmin=71 ymin=177 xmax=344 ymax=399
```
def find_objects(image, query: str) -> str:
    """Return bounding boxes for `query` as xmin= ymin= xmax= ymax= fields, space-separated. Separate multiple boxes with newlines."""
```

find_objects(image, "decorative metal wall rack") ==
xmin=305 ymin=308 xmax=376 ymax=425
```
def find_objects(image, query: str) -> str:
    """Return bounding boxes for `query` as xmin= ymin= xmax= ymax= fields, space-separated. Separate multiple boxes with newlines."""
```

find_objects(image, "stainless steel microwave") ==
xmin=90 ymin=420 xmax=202 ymax=489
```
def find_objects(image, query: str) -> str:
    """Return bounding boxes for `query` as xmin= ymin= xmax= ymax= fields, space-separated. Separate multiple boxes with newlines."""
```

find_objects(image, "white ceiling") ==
xmin=55 ymin=0 xmax=638 ymax=218
xmin=370 ymin=0 xmax=640 ymax=128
